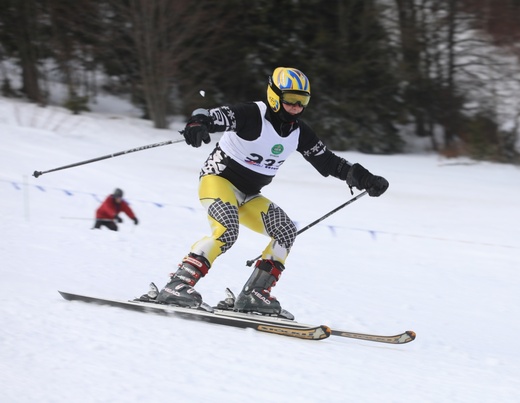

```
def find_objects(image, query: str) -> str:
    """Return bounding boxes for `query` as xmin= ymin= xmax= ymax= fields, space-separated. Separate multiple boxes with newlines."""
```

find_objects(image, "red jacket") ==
xmin=96 ymin=195 xmax=136 ymax=220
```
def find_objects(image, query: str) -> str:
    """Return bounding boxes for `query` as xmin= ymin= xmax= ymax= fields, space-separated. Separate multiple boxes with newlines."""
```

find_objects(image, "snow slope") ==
xmin=1 ymin=97 xmax=519 ymax=402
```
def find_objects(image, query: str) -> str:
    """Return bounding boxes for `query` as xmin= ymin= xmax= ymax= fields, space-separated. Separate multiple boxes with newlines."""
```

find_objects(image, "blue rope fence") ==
xmin=3 ymin=178 xmax=518 ymax=250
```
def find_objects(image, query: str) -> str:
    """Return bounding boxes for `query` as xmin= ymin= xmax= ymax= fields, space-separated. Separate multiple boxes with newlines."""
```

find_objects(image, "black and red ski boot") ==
xmin=156 ymin=253 xmax=210 ymax=308
xmin=234 ymin=259 xmax=293 ymax=319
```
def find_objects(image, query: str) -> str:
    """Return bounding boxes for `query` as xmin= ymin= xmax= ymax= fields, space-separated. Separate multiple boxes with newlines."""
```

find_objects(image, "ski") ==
xmin=213 ymin=308 xmax=416 ymax=344
xmin=330 ymin=329 xmax=416 ymax=344
xmin=215 ymin=287 xmax=416 ymax=345
xmin=58 ymin=291 xmax=330 ymax=341
xmin=58 ymin=290 xmax=416 ymax=344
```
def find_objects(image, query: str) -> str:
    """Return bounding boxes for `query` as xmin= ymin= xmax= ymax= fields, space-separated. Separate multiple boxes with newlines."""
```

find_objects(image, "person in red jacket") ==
xmin=93 ymin=188 xmax=138 ymax=231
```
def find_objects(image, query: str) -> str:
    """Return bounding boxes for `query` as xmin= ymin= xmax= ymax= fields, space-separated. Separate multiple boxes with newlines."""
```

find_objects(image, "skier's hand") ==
xmin=183 ymin=109 xmax=212 ymax=148
xmin=133 ymin=218 xmax=139 ymax=225
xmin=346 ymin=163 xmax=389 ymax=197
xmin=115 ymin=215 xmax=123 ymax=223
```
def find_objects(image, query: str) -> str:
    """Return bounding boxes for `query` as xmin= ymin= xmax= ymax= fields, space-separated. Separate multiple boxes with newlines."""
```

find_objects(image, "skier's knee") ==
xmin=273 ymin=219 xmax=297 ymax=250
xmin=223 ymin=226 xmax=239 ymax=250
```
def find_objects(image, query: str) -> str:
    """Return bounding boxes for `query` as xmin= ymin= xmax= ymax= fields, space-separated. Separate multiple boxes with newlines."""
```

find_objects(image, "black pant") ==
xmin=93 ymin=219 xmax=118 ymax=231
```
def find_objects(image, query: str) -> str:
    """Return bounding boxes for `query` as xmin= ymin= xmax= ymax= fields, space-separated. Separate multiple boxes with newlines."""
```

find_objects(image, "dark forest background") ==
xmin=1 ymin=0 xmax=520 ymax=162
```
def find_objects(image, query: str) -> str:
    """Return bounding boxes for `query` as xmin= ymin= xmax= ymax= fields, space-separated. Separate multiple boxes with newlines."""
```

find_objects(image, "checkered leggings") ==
xmin=190 ymin=175 xmax=297 ymax=266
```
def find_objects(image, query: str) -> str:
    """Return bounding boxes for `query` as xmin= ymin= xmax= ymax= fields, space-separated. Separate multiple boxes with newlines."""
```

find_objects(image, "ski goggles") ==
xmin=281 ymin=91 xmax=311 ymax=107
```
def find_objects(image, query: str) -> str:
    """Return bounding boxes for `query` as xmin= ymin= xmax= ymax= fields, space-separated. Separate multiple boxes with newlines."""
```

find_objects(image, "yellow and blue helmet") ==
xmin=267 ymin=67 xmax=311 ymax=113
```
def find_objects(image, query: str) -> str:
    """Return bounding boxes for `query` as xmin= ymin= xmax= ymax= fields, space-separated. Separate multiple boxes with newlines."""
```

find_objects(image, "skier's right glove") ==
xmin=346 ymin=163 xmax=389 ymax=197
xmin=115 ymin=215 xmax=123 ymax=223
xmin=183 ymin=108 xmax=212 ymax=148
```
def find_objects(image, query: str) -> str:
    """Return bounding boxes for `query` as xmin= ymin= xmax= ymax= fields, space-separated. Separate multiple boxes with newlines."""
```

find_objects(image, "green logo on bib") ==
xmin=271 ymin=144 xmax=284 ymax=155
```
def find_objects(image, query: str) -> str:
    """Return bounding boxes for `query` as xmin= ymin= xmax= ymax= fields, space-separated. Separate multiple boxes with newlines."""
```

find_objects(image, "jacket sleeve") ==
xmin=120 ymin=201 xmax=136 ymax=220
xmin=207 ymin=102 xmax=262 ymax=139
xmin=297 ymin=121 xmax=352 ymax=180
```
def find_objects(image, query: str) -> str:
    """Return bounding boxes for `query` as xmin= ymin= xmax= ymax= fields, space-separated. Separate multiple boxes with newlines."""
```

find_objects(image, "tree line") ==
xmin=1 ymin=0 xmax=519 ymax=162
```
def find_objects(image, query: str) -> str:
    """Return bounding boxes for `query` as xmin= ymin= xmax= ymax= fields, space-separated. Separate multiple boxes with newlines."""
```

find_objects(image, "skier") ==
xmin=93 ymin=188 xmax=139 ymax=231
xmin=155 ymin=67 xmax=388 ymax=317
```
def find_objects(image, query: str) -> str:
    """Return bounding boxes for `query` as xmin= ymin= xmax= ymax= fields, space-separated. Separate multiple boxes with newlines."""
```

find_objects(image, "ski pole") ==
xmin=60 ymin=217 xmax=113 ymax=221
xmin=245 ymin=190 xmax=368 ymax=266
xmin=33 ymin=138 xmax=185 ymax=178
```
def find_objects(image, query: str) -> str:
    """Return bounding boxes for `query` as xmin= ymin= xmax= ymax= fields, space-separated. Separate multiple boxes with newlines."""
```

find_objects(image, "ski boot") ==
xmin=156 ymin=253 xmax=210 ymax=308
xmin=234 ymin=259 xmax=294 ymax=319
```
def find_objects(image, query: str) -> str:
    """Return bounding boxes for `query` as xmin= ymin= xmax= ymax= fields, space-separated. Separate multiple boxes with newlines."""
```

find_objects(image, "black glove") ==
xmin=133 ymin=218 xmax=139 ymax=225
xmin=346 ymin=163 xmax=389 ymax=197
xmin=115 ymin=216 xmax=123 ymax=223
xmin=183 ymin=109 xmax=212 ymax=148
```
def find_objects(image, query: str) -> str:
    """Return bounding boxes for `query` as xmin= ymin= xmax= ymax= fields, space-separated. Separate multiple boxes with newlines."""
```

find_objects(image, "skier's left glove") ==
xmin=133 ymin=218 xmax=139 ymax=225
xmin=183 ymin=109 xmax=212 ymax=148
xmin=346 ymin=163 xmax=389 ymax=197
xmin=115 ymin=215 xmax=123 ymax=223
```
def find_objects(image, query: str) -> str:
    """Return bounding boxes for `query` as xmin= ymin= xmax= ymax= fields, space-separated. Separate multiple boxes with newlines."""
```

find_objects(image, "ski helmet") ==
xmin=113 ymin=188 xmax=123 ymax=198
xmin=267 ymin=67 xmax=311 ymax=114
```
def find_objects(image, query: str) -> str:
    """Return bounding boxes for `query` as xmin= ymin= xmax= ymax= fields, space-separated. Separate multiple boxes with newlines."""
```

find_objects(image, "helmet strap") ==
xmin=268 ymin=75 xmax=283 ymax=98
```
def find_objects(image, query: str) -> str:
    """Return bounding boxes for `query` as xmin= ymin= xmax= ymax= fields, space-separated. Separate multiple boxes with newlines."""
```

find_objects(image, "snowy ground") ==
xmin=1 ymin=96 xmax=520 ymax=402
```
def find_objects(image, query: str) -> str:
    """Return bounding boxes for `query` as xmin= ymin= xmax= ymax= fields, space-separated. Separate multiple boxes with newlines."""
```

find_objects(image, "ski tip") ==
xmin=58 ymin=290 xmax=78 ymax=302
xmin=406 ymin=330 xmax=417 ymax=341
xmin=58 ymin=290 xmax=78 ymax=301
xmin=322 ymin=325 xmax=332 ymax=337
